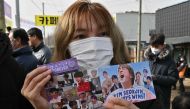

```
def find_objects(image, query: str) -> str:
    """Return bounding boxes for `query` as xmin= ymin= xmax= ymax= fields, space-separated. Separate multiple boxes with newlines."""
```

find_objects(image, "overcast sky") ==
xmin=37 ymin=0 xmax=188 ymax=14
xmin=5 ymin=0 xmax=188 ymax=33
xmin=6 ymin=0 xmax=188 ymax=23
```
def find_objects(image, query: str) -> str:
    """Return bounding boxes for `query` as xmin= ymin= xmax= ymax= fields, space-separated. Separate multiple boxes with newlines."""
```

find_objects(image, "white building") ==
xmin=116 ymin=12 xmax=155 ymax=61
xmin=116 ymin=11 xmax=155 ymax=43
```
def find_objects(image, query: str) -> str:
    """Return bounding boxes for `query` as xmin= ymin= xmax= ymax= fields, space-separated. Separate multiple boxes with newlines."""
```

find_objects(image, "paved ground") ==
xmin=170 ymin=78 xmax=190 ymax=108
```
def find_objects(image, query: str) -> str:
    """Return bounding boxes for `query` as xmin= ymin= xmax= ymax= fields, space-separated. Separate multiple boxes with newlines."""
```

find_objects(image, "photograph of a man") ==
xmin=134 ymin=72 xmax=144 ymax=87
xmin=91 ymin=70 xmax=98 ymax=78
xmin=49 ymin=88 xmax=62 ymax=104
xmin=90 ymin=70 xmax=102 ymax=93
xmin=63 ymin=74 xmax=73 ymax=86
xmin=143 ymin=68 xmax=149 ymax=85
xmin=144 ymin=76 xmax=155 ymax=94
xmin=118 ymin=64 xmax=135 ymax=89
xmin=74 ymin=71 xmax=94 ymax=94
xmin=110 ymin=75 xmax=122 ymax=93
xmin=102 ymin=71 xmax=112 ymax=97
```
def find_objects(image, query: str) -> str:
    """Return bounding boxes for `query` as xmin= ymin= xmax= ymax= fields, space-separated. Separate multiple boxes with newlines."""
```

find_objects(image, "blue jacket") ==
xmin=13 ymin=46 xmax=38 ymax=73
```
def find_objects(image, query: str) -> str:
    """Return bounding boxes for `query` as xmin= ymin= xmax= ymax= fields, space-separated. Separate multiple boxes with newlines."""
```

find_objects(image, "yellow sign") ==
xmin=35 ymin=15 xmax=59 ymax=26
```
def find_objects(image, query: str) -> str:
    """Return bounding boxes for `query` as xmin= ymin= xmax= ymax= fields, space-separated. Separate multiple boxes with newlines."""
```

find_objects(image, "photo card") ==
xmin=43 ymin=58 xmax=79 ymax=107
xmin=98 ymin=61 xmax=156 ymax=103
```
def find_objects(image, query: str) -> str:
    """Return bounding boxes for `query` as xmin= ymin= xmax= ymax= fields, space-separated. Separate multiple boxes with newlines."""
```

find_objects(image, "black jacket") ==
xmin=13 ymin=45 xmax=38 ymax=74
xmin=136 ymin=45 xmax=178 ymax=109
xmin=32 ymin=42 xmax=52 ymax=65
xmin=110 ymin=83 xmax=122 ymax=93
xmin=0 ymin=33 xmax=34 ymax=109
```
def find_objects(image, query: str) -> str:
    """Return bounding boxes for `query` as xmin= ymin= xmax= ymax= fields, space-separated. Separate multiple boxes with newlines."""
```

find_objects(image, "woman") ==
xmin=21 ymin=0 xmax=139 ymax=109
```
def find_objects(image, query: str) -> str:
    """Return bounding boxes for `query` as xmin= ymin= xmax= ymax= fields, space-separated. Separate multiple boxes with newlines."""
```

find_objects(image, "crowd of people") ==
xmin=0 ymin=0 xmax=189 ymax=109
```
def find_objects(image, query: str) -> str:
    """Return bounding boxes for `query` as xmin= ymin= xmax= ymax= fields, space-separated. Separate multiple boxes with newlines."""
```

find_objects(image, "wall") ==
xmin=116 ymin=12 xmax=155 ymax=43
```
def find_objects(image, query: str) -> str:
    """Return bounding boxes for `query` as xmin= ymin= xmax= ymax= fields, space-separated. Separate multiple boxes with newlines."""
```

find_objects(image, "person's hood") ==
xmin=144 ymin=44 xmax=171 ymax=61
xmin=12 ymin=46 xmax=33 ymax=57
xmin=0 ymin=33 xmax=12 ymax=64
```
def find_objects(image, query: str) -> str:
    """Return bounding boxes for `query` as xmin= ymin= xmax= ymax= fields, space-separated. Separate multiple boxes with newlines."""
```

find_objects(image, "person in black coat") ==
xmin=9 ymin=28 xmax=38 ymax=74
xmin=0 ymin=32 xmax=32 ymax=109
xmin=9 ymin=28 xmax=38 ymax=109
xmin=136 ymin=33 xmax=178 ymax=109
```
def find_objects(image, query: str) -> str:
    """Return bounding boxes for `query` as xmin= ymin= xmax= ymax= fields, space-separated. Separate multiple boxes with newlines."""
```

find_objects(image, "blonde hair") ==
xmin=52 ymin=0 xmax=130 ymax=64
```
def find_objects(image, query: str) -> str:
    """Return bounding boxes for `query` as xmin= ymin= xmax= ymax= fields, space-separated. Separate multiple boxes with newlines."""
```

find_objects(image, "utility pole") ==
xmin=15 ymin=0 xmax=20 ymax=28
xmin=0 ymin=0 xmax=6 ymax=32
xmin=42 ymin=2 xmax=46 ymax=44
xmin=137 ymin=0 xmax=142 ymax=62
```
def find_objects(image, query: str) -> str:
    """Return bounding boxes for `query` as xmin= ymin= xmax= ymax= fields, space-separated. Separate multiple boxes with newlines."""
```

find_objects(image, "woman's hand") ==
xmin=21 ymin=66 xmax=51 ymax=109
xmin=103 ymin=96 xmax=139 ymax=109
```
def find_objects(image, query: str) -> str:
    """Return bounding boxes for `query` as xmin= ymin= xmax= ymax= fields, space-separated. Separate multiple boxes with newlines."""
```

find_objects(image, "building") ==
xmin=156 ymin=0 xmax=190 ymax=66
xmin=116 ymin=12 xmax=155 ymax=62
xmin=3 ymin=0 xmax=35 ymax=30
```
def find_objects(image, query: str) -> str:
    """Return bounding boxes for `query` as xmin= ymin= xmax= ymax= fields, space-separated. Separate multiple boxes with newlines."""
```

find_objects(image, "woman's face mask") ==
xmin=68 ymin=36 xmax=113 ymax=69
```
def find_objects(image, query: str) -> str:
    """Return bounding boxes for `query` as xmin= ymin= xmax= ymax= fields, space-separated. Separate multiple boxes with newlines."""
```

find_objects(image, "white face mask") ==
xmin=150 ymin=47 xmax=161 ymax=55
xmin=68 ymin=37 xmax=113 ymax=69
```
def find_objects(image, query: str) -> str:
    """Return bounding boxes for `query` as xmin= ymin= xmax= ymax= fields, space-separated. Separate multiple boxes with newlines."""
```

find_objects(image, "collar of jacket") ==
xmin=12 ymin=45 xmax=33 ymax=57
xmin=144 ymin=44 xmax=171 ymax=62
xmin=32 ymin=42 xmax=44 ymax=52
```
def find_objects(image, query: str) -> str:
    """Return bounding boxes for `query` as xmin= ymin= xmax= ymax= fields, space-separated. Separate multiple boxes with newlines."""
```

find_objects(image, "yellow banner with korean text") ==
xmin=35 ymin=15 xmax=60 ymax=26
